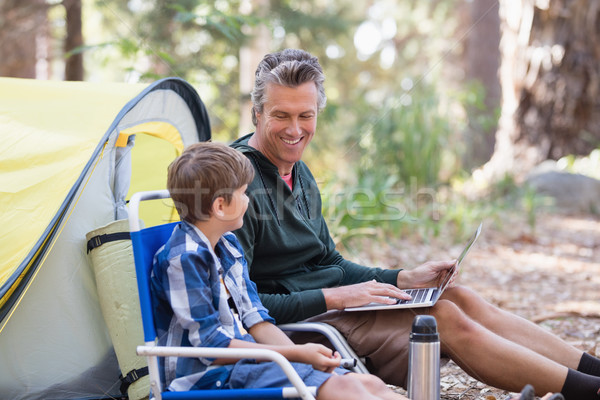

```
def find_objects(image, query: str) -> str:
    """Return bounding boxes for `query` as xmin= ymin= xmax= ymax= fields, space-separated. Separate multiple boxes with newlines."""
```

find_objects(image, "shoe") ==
xmin=519 ymin=384 xmax=535 ymax=400
xmin=504 ymin=384 xmax=536 ymax=400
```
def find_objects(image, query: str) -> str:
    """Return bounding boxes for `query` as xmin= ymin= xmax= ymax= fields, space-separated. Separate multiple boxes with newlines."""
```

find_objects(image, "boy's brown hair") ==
xmin=167 ymin=142 xmax=254 ymax=223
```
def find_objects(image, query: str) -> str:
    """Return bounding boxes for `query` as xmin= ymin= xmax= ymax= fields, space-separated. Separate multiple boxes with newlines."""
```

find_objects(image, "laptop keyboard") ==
xmin=398 ymin=288 xmax=431 ymax=304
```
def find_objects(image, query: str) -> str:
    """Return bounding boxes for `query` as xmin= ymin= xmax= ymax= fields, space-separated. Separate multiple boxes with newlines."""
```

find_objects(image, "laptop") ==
xmin=345 ymin=222 xmax=482 ymax=312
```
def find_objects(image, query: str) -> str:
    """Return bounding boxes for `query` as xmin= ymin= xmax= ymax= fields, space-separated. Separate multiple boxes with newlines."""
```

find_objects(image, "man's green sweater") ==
xmin=231 ymin=134 xmax=400 ymax=323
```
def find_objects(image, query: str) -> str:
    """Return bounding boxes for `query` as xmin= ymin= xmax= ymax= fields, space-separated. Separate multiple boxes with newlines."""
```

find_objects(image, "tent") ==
xmin=0 ymin=77 xmax=210 ymax=399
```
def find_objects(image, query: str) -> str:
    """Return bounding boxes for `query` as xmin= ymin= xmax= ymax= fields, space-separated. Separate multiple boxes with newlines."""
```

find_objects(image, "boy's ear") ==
xmin=212 ymin=196 xmax=226 ymax=218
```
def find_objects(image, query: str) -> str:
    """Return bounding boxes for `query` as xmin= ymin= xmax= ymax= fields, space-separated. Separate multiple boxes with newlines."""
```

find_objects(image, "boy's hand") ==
xmin=295 ymin=343 xmax=342 ymax=373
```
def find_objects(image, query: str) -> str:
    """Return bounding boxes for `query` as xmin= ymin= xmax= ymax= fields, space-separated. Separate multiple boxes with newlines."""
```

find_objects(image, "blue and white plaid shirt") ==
xmin=151 ymin=220 xmax=275 ymax=391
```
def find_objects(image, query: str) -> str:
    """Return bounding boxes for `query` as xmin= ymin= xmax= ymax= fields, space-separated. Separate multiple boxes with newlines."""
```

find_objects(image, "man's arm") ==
xmin=319 ymin=259 xmax=458 ymax=310
xmin=317 ymin=225 xmax=413 ymax=309
xmin=236 ymin=195 xmax=409 ymax=320
xmin=259 ymin=289 xmax=328 ymax=324
xmin=323 ymin=249 xmax=400 ymax=286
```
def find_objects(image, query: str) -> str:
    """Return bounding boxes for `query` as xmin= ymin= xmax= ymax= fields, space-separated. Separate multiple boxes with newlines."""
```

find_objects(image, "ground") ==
xmin=345 ymin=211 xmax=600 ymax=400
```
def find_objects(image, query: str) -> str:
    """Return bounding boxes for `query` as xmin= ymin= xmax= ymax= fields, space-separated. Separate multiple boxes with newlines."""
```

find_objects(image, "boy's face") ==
xmin=216 ymin=184 xmax=249 ymax=231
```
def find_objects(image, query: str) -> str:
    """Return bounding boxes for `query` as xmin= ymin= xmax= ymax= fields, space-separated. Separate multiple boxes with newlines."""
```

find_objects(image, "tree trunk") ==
xmin=464 ymin=0 xmax=501 ymax=168
xmin=0 ymin=0 xmax=48 ymax=78
xmin=64 ymin=0 xmax=84 ymax=81
xmin=238 ymin=0 xmax=271 ymax=137
xmin=482 ymin=0 xmax=600 ymax=181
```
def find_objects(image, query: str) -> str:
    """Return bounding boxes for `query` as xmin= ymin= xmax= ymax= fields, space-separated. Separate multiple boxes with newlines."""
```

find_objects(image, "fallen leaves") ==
xmin=353 ymin=212 xmax=600 ymax=399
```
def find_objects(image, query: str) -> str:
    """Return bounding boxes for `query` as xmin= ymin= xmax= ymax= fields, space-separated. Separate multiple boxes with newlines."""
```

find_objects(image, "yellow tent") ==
xmin=0 ymin=77 xmax=210 ymax=399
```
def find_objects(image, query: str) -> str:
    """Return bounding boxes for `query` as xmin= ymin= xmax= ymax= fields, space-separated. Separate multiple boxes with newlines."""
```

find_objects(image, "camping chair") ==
xmin=277 ymin=323 xmax=368 ymax=374
xmin=129 ymin=190 xmax=317 ymax=400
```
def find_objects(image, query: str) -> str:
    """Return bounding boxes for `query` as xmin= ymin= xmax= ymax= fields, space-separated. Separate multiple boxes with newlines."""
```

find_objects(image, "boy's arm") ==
xmin=212 ymin=322 xmax=341 ymax=372
xmin=249 ymin=320 xmax=294 ymax=345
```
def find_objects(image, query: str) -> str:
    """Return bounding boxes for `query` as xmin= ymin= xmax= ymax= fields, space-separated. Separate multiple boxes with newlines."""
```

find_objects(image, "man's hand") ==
xmin=322 ymin=280 xmax=412 ymax=310
xmin=396 ymin=260 xmax=457 ymax=289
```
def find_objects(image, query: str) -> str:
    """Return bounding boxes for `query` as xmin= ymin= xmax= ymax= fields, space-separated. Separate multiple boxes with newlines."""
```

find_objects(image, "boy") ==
xmin=151 ymin=142 xmax=409 ymax=399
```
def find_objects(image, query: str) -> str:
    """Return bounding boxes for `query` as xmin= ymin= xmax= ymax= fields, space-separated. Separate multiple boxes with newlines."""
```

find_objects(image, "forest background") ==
xmin=2 ymin=0 xmax=600 ymax=242
xmin=1 ymin=2 xmax=600 ymax=398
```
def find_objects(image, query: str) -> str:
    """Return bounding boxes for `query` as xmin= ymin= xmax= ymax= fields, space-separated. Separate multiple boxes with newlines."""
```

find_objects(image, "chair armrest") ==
xmin=278 ymin=322 xmax=370 ymax=374
xmin=137 ymin=345 xmax=316 ymax=400
xmin=128 ymin=190 xmax=170 ymax=231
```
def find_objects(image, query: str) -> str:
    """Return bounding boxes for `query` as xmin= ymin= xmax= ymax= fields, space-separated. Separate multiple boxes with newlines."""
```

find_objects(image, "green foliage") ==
xmin=318 ymin=77 xmax=474 ymax=244
xmin=434 ymin=196 xmax=488 ymax=239
xmin=461 ymin=80 xmax=500 ymax=133
xmin=88 ymin=0 xmax=255 ymax=139
xmin=521 ymin=186 xmax=540 ymax=233
xmin=353 ymin=82 xmax=460 ymax=188
xmin=402 ymin=176 xmax=549 ymax=243
xmin=452 ymin=174 xmax=550 ymax=237
xmin=322 ymin=171 xmax=481 ymax=247
xmin=556 ymin=147 xmax=600 ymax=180
xmin=169 ymin=4 xmax=257 ymax=43
xmin=322 ymin=174 xmax=405 ymax=245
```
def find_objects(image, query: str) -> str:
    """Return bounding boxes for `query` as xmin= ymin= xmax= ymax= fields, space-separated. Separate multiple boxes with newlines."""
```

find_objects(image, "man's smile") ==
xmin=281 ymin=137 xmax=302 ymax=145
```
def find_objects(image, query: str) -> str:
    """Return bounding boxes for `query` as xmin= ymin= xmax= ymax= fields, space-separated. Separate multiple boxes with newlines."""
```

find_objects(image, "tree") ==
xmin=463 ymin=0 xmax=501 ymax=168
xmin=64 ymin=0 xmax=84 ymax=81
xmin=483 ymin=0 xmax=600 ymax=181
xmin=0 ymin=0 xmax=83 ymax=80
xmin=239 ymin=0 xmax=271 ymax=136
xmin=0 ymin=0 xmax=47 ymax=78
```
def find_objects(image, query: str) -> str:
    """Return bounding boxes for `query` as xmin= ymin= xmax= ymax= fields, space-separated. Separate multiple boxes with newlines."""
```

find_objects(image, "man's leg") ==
xmin=318 ymin=374 xmax=408 ymax=400
xmin=432 ymin=298 xmax=568 ymax=393
xmin=441 ymin=285 xmax=583 ymax=368
xmin=301 ymin=297 xmax=600 ymax=397
xmin=350 ymin=373 xmax=410 ymax=400
xmin=432 ymin=298 xmax=600 ymax=398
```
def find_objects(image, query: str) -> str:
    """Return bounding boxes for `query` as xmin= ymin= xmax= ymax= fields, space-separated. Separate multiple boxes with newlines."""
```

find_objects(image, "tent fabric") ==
xmin=0 ymin=77 xmax=210 ymax=399
xmin=0 ymin=78 xmax=146 ymax=303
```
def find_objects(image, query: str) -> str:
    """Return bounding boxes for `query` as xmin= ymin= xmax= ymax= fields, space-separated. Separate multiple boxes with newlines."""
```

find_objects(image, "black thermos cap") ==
xmin=410 ymin=315 xmax=439 ymax=342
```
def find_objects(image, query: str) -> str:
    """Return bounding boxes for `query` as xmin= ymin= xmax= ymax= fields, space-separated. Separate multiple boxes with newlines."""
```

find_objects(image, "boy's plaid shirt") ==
xmin=151 ymin=220 xmax=274 ymax=391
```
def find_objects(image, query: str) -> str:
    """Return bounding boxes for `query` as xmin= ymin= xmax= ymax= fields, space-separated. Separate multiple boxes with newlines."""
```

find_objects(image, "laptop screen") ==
xmin=437 ymin=222 xmax=482 ymax=292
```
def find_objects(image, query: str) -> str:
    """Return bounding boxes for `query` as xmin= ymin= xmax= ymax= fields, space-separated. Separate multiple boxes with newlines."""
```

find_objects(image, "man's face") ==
xmin=252 ymin=81 xmax=318 ymax=176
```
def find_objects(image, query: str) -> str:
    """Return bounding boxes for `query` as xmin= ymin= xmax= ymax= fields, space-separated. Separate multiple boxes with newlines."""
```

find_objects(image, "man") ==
xmin=231 ymin=48 xmax=600 ymax=399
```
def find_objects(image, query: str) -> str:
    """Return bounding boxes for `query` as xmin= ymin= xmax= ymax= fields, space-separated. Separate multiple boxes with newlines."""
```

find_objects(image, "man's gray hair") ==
xmin=251 ymin=48 xmax=326 ymax=126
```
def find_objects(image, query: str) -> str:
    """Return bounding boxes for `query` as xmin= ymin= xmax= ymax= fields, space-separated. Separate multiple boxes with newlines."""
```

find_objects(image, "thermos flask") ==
xmin=407 ymin=315 xmax=440 ymax=400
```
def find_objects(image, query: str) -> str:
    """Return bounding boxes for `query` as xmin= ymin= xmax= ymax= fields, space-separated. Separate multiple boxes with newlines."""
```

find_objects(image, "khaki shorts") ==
xmin=290 ymin=308 xmax=431 ymax=387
